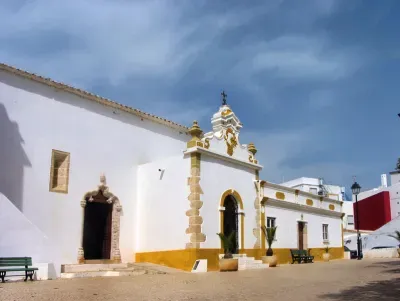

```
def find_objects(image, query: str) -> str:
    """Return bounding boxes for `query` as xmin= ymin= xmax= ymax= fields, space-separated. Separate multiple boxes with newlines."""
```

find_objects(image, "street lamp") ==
xmin=351 ymin=181 xmax=362 ymax=260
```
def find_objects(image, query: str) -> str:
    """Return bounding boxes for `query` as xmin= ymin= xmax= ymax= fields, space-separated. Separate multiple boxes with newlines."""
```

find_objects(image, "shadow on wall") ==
xmin=320 ymin=261 xmax=400 ymax=300
xmin=0 ymin=102 xmax=31 ymax=211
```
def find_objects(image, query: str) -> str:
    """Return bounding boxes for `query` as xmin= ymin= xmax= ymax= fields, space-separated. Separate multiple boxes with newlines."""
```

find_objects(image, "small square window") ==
xmin=49 ymin=149 xmax=70 ymax=194
xmin=347 ymin=215 xmax=354 ymax=225
xmin=266 ymin=217 xmax=276 ymax=228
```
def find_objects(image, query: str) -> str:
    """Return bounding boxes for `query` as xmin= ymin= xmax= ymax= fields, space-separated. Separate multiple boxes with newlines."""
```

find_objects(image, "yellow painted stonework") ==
xmin=135 ymin=247 xmax=344 ymax=271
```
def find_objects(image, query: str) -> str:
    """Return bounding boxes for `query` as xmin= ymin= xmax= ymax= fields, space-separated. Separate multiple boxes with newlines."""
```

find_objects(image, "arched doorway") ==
xmin=83 ymin=191 xmax=113 ymax=260
xmin=77 ymin=174 xmax=122 ymax=263
xmin=223 ymin=195 xmax=239 ymax=254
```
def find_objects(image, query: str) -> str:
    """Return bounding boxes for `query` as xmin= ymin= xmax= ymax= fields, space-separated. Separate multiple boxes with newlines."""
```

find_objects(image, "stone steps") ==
xmin=60 ymin=263 xmax=166 ymax=279
xmin=61 ymin=263 xmax=129 ymax=273
xmin=238 ymin=256 xmax=268 ymax=271
xmin=60 ymin=269 xmax=147 ymax=279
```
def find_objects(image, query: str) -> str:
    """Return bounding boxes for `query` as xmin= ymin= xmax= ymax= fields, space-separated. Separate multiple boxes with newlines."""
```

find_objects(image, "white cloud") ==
xmin=250 ymin=35 xmax=361 ymax=80
xmin=0 ymin=0 xmax=267 ymax=87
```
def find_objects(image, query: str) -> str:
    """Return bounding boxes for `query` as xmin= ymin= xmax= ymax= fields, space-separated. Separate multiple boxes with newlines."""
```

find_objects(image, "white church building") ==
xmin=0 ymin=63 xmax=345 ymax=277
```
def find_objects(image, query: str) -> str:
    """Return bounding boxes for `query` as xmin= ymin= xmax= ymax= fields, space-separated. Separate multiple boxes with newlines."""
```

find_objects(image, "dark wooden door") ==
xmin=83 ymin=192 xmax=113 ymax=260
xmin=223 ymin=195 xmax=238 ymax=254
xmin=298 ymin=222 xmax=304 ymax=250
xmin=102 ymin=206 xmax=112 ymax=259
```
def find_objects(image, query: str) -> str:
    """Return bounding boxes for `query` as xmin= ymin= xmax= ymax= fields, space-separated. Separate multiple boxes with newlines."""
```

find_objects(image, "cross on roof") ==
xmin=221 ymin=90 xmax=227 ymax=106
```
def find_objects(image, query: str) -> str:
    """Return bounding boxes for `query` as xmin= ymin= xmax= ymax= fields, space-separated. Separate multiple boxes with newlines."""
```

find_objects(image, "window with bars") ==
xmin=322 ymin=224 xmax=329 ymax=241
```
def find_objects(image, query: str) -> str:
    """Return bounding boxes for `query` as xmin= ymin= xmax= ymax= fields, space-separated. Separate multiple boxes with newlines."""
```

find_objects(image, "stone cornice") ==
xmin=263 ymin=198 xmax=343 ymax=218
xmin=184 ymin=146 xmax=263 ymax=171
xmin=260 ymin=181 xmax=343 ymax=205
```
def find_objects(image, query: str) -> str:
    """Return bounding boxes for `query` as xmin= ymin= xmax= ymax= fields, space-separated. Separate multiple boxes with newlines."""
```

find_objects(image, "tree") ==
xmin=261 ymin=226 xmax=277 ymax=256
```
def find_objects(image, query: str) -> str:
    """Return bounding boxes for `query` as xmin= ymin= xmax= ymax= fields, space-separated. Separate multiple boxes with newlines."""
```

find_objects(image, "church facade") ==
xmin=0 ymin=63 xmax=344 ymax=277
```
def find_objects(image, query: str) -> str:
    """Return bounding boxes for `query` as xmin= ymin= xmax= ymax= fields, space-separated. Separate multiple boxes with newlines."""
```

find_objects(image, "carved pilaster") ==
xmin=185 ymin=151 xmax=206 ymax=249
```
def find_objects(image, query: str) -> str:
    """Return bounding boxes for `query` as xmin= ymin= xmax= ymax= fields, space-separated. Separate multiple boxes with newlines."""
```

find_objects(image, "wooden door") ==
xmin=298 ymin=222 xmax=304 ymax=250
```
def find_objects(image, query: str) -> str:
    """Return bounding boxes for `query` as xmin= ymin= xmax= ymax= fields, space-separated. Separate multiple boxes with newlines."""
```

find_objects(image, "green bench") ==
xmin=290 ymin=249 xmax=314 ymax=264
xmin=0 ymin=257 xmax=38 ymax=283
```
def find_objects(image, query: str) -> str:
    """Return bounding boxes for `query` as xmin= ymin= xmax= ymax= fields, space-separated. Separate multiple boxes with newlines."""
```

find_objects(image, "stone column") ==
xmin=112 ymin=203 xmax=122 ymax=263
xmin=77 ymin=199 xmax=86 ymax=264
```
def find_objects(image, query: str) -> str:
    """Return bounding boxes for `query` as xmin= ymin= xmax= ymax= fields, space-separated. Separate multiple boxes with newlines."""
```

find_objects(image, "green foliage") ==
xmin=217 ymin=232 xmax=236 ymax=258
xmin=261 ymin=226 xmax=277 ymax=256
xmin=388 ymin=230 xmax=400 ymax=243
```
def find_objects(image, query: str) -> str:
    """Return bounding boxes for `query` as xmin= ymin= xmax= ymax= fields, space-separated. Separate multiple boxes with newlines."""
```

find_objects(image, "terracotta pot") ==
xmin=261 ymin=255 xmax=277 ymax=267
xmin=323 ymin=253 xmax=330 ymax=262
xmin=219 ymin=258 xmax=238 ymax=272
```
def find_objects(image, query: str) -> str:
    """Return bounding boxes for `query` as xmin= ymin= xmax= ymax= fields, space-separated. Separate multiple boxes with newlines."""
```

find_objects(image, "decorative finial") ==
xmin=100 ymin=173 xmax=106 ymax=185
xmin=221 ymin=90 xmax=227 ymax=106
xmin=248 ymin=143 xmax=257 ymax=155
xmin=189 ymin=120 xmax=203 ymax=140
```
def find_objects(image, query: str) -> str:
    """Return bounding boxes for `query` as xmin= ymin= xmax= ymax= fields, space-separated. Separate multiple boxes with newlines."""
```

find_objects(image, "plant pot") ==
xmin=219 ymin=258 xmax=238 ymax=272
xmin=323 ymin=253 xmax=330 ymax=262
xmin=261 ymin=255 xmax=278 ymax=267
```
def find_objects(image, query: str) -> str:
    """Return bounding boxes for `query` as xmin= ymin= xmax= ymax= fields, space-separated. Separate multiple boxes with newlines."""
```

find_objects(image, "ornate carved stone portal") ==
xmin=78 ymin=174 xmax=122 ymax=263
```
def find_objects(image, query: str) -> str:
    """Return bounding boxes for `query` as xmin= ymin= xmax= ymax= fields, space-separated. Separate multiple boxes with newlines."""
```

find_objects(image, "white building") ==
xmin=353 ymin=172 xmax=400 ymax=220
xmin=281 ymin=177 xmax=346 ymax=201
xmin=281 ymin=177 xmax=355 ymax=234
xmin=0 ymin=63 xmax=345 ymax=278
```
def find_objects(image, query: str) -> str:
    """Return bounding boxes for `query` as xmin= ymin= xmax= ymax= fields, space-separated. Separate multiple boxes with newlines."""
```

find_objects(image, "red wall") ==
xmin=354 ymin=191 xmax=391 ymax=231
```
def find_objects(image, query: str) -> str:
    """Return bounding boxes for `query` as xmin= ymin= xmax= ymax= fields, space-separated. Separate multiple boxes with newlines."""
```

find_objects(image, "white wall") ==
xmin=388 ymin=183 xmax=400 ymax=219
xmin=390 ymin=172 xmax=400 ymax=186
xmin=264 ymin=205 xmax=343 ymax=248
xmin=136 ymin=155 xmax=189 ymax=252
xmin=200 ymin=156 xmax=257 ymax=249
xmin=0 ymin=70 xmax=187 ymax=275
xmin=342 ymin=201 xmax=355 ymax=230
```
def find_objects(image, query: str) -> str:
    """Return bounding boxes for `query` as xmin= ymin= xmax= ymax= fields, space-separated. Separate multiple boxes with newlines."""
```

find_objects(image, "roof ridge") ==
xmin=0 ymin=63 xmax=190 ymax=132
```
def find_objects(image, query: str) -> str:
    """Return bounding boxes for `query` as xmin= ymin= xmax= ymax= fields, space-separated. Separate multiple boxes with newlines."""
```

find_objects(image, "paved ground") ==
xmin=1 ymin=259 xmax=399 ymax=301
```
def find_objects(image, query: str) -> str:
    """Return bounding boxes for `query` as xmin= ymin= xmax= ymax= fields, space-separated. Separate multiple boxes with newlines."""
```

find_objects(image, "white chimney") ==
xmin=381 ymin=174 xmax=388 ymax=188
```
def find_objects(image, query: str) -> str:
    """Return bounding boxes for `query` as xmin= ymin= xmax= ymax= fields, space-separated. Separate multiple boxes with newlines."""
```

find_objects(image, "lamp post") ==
xmin=351 ymin=181 xmax=362 ymax=260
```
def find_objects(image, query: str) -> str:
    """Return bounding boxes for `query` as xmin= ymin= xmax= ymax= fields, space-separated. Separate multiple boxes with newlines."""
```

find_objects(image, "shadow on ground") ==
xmin=321 ymin=260 xmax=400 ymax=300
xmin=368 ymin=260 xmax=400 ymax=274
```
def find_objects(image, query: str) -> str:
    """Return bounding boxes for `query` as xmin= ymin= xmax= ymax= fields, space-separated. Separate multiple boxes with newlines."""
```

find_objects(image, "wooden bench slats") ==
xmin=0 ymin=268 xmax=37 ymax=272
xmin=290 ymin=249 xmax=314 ymax=264
xmin=0 ymin=257 xmax=37 ymax=283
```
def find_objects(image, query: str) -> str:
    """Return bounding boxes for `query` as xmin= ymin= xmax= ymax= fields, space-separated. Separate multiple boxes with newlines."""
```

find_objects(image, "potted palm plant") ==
xmin=323 ymin=245 xmax=330 ymax=262
xmin=388 ymin=230 xmax=400 ymax=257
xmin=217 ymin=232 xmax=238 ymax=272
xmin=261 ymin=225 xmax=278 ymax=267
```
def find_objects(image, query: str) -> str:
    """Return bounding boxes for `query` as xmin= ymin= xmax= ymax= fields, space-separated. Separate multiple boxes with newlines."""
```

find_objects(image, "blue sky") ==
xmin=1 ymin=0 xmax=400 ymax=195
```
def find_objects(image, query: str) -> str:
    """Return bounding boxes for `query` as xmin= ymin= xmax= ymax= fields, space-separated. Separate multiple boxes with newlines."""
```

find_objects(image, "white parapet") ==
xmin=363 ymin=248 xmax=399 ymax=259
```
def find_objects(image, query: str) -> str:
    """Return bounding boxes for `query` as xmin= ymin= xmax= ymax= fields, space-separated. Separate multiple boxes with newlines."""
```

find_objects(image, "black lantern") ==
xmin=351 ymin=182 xmax=361 ymax=195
